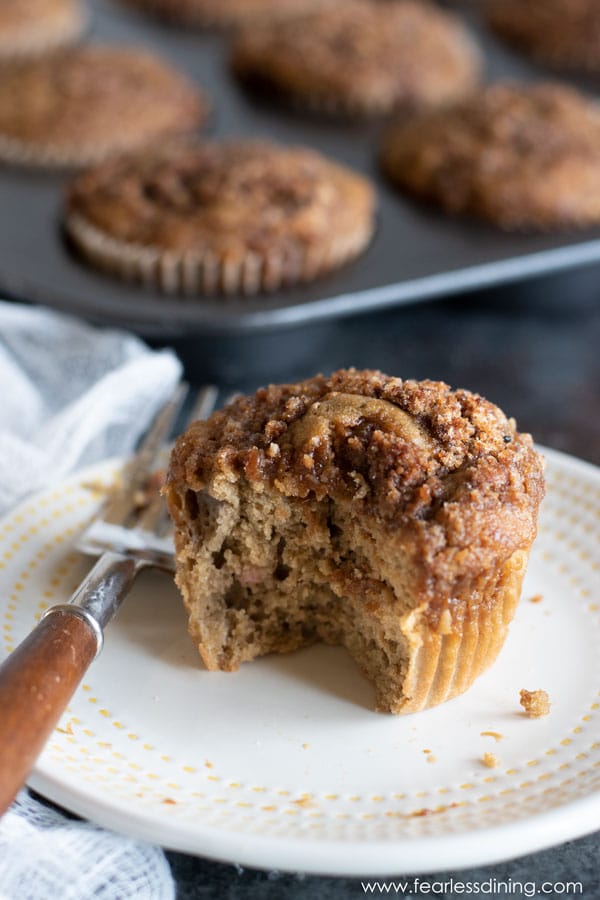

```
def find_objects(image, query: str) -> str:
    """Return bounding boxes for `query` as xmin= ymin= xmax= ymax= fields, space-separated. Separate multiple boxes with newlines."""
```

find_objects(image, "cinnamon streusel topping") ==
xmin=67 ymin=140 xmax=375 ymax=260
xmin=0 ymin=0 xmax=85 ymax=61
xmin=382 ymin=82 xmax=600 ymax=229
xmin=0 ymin=0 xmax=77 ymax=31
xmin=170 ymin=368 xmax=544 ymax=606
xmin=0 ymin=46 xmax=207 ymax=157
xmin=488 ymin=0 xmax=600 ymax=72
xmin=232 ymin=0 xmax=481 ymax=116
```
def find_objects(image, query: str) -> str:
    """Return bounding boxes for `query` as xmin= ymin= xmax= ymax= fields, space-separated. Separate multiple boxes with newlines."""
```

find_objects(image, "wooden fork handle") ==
xmin=0 ymin=608 xmax=98 ymax=814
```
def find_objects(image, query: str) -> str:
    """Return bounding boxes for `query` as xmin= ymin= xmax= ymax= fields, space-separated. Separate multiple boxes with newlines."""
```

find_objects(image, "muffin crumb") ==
xmin=0 ymin=46 xmax=208 ymax=168
xmin=529 ymin=593 xmax=544 ymax=604
xmin=520 ymin=689 xmax=551 ymax=718
xmin=0 ymin=0 xmax=86 ymax=62
xmin=488 ymin=0 xmax=600 ymax=73
xmin=482 ymin=752 xmax=499 ymax=768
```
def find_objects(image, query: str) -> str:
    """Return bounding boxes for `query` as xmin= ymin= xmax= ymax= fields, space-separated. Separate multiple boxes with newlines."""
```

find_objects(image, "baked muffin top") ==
xmin=488 ymin=0 xmax=600 ymax=72
xmin=0 ymin=46 xmax=207 ymax=159
xmin=169 ymin=368 xmax=545 ymax=593
xmin=0 ymin=0 xmax=79 ymax=30
xmin=232 ymin=0 xmax=481 ymax=116
xmin=0 ymin=0 xmax=85 ymax=58
xmin=382 ymin=82 xmax=600 ymax=230
xmin=67 ymin=139 xmax=375 ymax=259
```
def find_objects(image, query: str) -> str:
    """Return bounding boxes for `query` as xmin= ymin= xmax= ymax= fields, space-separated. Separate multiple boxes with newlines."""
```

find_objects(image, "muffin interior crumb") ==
xmin=180 ymin=479 xmax=415 ymax=709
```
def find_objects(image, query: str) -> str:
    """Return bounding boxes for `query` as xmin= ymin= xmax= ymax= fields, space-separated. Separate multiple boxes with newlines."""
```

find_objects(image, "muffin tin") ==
xmin=2 ymin=0 xmax=600 ymax=337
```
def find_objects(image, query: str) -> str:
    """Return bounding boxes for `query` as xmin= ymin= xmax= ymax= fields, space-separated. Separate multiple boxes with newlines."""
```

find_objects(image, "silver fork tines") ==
xmin=55 ymin=381 xmax=218 ymax=654
xmin=101 ymin=380 xmax=189 ymax=529
xmin=78 ymin=382 xmax=218 ymax=566
xmin=0 ymin=382 xmax=219 ymax=814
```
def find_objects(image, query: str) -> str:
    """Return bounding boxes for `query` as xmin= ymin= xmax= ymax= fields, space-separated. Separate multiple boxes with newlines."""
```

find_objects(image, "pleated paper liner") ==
xmin=65 ymin=211 xmax=376 ymax=296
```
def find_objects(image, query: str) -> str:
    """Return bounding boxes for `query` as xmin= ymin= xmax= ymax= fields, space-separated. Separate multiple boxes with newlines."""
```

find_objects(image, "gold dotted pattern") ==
xmin=1 ymin=458 xmax=600 ymax=839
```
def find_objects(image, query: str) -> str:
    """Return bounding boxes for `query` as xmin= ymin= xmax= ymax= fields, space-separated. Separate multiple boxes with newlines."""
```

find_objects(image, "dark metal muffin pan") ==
xmin=2 ymin=0 xmax=600 ymax=337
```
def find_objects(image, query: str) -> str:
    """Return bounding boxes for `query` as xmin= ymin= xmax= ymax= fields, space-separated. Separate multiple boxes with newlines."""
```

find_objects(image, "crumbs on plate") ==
xmin=520 ymin=689 xmax=551 ymax=718
xmin=481 ymin=752 xmax=499 ymax=769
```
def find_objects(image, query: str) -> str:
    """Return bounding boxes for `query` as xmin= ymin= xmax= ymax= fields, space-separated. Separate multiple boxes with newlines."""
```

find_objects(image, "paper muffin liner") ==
xmin=389 ymin=548 xmax=529 ymax=714
xmin=65 ymin=211 xmax=375 ymax=296
xmin=0 ymin=7 xmax=87 ymax=62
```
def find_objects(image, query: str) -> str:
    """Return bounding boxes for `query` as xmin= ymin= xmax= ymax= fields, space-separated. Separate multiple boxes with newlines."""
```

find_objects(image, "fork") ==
xmin=0 ymin=382 xmax=218 ymax=814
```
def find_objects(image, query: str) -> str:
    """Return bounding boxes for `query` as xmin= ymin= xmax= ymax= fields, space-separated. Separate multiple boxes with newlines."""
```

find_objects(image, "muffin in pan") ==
xmin=166 ymin=368 xmax=545 ymax=715
xmin=0 ymin=0 xmax=86 ymax=62
xmin=0 ymin=46 xmax=208 ymax=168
xmin=232 ymin=0 xmax=482 ymax=118
xmin=382 ymin=82 xmax=600 ymax=231
xmin=122 ymin=0 xmax=335 ymax=28
xmin=488 ymin=0 xmax=600 ymax=73
xmin=65 ymin=139 xmax=376 ymax=296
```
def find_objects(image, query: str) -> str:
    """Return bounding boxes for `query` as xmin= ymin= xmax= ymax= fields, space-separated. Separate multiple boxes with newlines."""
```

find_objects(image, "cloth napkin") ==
xmin=0 ymin=300 xmax=181 ymax=900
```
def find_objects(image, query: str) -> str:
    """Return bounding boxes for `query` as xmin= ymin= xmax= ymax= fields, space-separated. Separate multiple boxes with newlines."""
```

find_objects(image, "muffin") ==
xmin=232 ymin=0 xmax=481 ymax=117
xmin=382 ymin=82 xmax=600 ymax=230
xmin=122 ymin=0 xmax=335 ymax=28
xmin=0 ymin=0 xmax=86 ymax=62
xmin=0 ymin=46 xmax=208 ymax=168
xmin=166 ymin=369 xmax=545 ymax=715
xmin=65 ymin=139 xmax=376 ymax=295
xmin=488 ymin=0 xmax=600 ymax=73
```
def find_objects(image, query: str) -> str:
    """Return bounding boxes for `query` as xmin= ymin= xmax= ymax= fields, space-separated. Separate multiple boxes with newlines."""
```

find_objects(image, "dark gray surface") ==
xmin=163 ymin=269 xmax=600 ymax=895
xmin=3 ymin=0 xmax=600 ymax=334
xmin=167 ymin=832 xmax=600 ymax=899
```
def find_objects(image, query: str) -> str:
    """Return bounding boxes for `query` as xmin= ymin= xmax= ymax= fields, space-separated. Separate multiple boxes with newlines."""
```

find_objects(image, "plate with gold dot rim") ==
xmin=0 ymin=446 xmax=599 ymax=876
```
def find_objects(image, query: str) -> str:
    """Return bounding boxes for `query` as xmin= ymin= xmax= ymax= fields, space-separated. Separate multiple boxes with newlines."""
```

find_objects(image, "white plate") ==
xmin=1 ymin=447 xmax=599 ymax=876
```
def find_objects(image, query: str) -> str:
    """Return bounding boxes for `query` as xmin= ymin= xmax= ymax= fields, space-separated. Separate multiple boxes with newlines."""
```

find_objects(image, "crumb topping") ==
xmin=169 ymin=368 xmax=545 ymax=595
xmin=482 ymin=752 xmax=499 ymax=768
xmin=383 ymin=82 xmax=600 ymax=229
xmin=67 ymin=140 xmax=375 ymax=255
xmin=0 ymin=46 xmax=206 ymax=146
xmin=233 ymin=0 xmax=480 ymax=113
